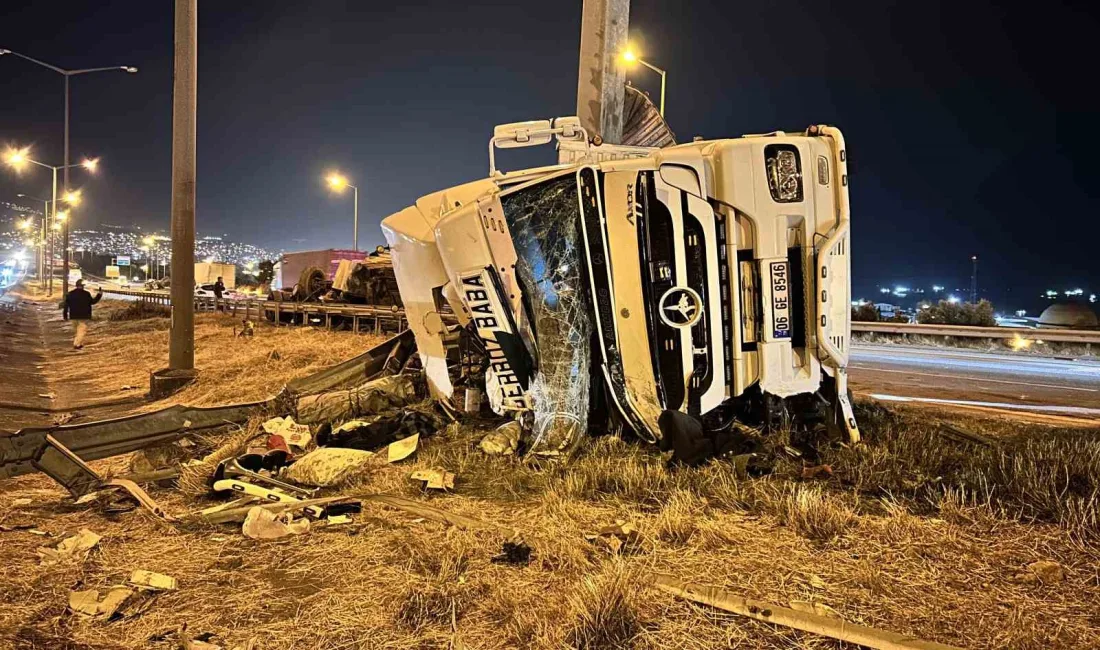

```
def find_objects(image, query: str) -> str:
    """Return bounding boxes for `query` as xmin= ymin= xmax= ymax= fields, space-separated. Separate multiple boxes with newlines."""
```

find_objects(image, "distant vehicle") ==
xmin=145 ymin=278 xmax=170 ymax=291
xmin=195 ymin=283 xmax=240 ymax=300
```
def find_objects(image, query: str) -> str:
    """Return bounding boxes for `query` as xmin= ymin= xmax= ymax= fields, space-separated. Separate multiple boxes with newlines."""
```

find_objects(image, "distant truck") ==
xmin=194 ymin=262 xmax=236 ymax=289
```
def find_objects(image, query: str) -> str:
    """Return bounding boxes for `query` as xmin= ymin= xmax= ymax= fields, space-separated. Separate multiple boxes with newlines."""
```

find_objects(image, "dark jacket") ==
xmin=213 ymin=281 xmax=225 ymax=298
xmin=63 ymin=287 xmax=102 ymax=320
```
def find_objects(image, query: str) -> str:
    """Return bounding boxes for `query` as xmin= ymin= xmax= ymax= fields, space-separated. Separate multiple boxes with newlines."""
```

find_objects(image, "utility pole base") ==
xmin=150 ymin=368 xmax=198 ymax=399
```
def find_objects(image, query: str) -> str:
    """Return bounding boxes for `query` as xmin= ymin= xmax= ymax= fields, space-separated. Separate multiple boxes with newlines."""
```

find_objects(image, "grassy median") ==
xmin=1 ymin=304 xmax=1097 ymax=649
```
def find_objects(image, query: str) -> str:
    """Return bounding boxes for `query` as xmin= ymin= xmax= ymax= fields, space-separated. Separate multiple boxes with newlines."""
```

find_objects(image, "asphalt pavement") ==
xmin=849 ymin=343 xmax=1100 ymax=420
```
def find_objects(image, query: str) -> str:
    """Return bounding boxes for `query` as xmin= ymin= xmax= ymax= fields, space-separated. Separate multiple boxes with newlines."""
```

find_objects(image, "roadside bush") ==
xmin=917 ymin=299 xmax=995 ymax=326
xmin=108 ymin=300 xmax=170 ymax=321
xmin=852 ymin=303 xmax=880 ymax=322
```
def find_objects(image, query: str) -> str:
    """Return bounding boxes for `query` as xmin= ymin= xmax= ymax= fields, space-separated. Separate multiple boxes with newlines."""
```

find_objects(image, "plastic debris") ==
xmin=38 ymin=528 xmax=101 ymax=564
xmin=130 ymin=570 xmax=178 ymax=591
xmin=387 ymin=433 xmax=419 ymax=462
xmin=68 ymin=586 xmax=143 ymax=619
xmin=585 ymin=520 xmax=640 ymax=555
xmin=261 ymin=416 xmax=312 ymax=448
xmin=242 ymin=506 xmax=311 ymax=540
xmin=479 ymin=421 xmax=521 ymax=456
xmin=410 ymin=467 xmax=455 ymax=490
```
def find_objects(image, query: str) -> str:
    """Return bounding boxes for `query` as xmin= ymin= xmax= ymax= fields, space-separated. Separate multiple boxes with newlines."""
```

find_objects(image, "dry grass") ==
xmin=1 ymin=310 xmax=1099 ymax=649
xmin=51 ymin=299 xmax=383 ymax=408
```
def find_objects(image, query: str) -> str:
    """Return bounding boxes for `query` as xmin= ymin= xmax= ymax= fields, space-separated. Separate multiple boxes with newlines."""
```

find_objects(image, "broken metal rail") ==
xmin=0 ymin=330 xmax=416 ymax=489
xmin=102 ymin=288 xmax=409 ymax=334
xmin=854 ymin=321 xmax=1100 ymax=345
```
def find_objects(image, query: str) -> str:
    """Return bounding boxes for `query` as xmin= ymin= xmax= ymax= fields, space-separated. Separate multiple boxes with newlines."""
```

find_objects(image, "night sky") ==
xmin=1 ymin=0 xmax=1095 ymax=310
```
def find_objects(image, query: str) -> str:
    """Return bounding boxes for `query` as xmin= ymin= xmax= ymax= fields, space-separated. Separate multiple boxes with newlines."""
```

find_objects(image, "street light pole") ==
xmin=0 ymin=48 xmax=138 ymax=297
xmin=353 ymin=184 xmax=359 ymax=252
xmin=15 ymin=194 xmax=51 ymax=282
xmin=168 ymin=0 xmax=198 ymax=373
xmin=620 ymin=50 xmax=667 ymax=117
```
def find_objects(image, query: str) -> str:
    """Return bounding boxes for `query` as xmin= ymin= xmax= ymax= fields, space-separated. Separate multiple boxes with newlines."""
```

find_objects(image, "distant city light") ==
xmin=1065 ymin=288 xmax=1084 ymax=297
xmin=879 ymin=287 xmax=891 ymax=294
xmin=1044 ymin=290 xmax=1058 ymax=298
xmin=1015 ymin=309 xmax=1027 ymax=317
xmin=1091 ymin=294 xmax=1097 ymax=304
xmin=932 ymin=285 xmax=944 ymax=292
xmin=947 ymin=295 xmax=960 ymax=304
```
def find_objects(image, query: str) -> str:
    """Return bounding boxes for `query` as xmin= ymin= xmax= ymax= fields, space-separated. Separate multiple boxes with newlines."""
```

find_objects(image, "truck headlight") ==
xmin=765 ymin=145 xmax=803 ymax=203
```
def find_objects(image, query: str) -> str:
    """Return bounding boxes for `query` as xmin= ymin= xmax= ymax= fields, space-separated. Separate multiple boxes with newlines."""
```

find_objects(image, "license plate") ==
xmin=769 ymin=261 xmax=791 ymax=339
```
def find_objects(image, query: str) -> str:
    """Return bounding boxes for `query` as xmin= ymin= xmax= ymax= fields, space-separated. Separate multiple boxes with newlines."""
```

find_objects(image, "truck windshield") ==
xmin=500 ymin=172 xmax=592 ymax=454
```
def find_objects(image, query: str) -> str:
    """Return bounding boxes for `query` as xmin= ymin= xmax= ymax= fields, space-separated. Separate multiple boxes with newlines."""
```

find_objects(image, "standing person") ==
xmin=62 ymin=279 xmax=103 ymax=350
xmin=213 ymin=276 xmax=226 ymax=311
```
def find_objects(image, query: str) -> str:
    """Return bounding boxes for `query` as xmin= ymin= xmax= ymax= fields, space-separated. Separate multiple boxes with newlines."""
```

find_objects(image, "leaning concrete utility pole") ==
xmin=575 ymin=0 xmax=629 ymax=145
xmin=153 ymin=0 xmax=198 ymax=397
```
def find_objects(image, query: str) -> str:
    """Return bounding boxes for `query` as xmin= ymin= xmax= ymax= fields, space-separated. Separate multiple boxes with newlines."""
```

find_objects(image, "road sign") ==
xmin=117 ymin=255 xmax=130 ymax=267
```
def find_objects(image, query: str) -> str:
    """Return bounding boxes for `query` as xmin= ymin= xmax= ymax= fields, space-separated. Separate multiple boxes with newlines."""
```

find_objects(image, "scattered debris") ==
xmin=120 ymin=385 xmax=137 ymax=391
xmin=68 ymin=585 xmax=151 ymax=620
xmin=261 ymin=416 xmax=311 ymax=448
xmin=651 ymin=574 xmax=965 ymax=650
xmin=387 ymin=433 xmax=419 ymax=462
xmin=242 ymin=506 xmax=311 ymax=540
xmin=296 ymin=374 xmax=419 ymax=424
xmin=38 ymin=528 xmax=101 ymax=564
xmin=586 ymin=520 xmax=641 ymax=555
xmin=491 ymin=540 xmax=533 ymax=566
xmin=283 ymin=447 xmax=380 ymax=487
xmin=410 ymin=467 xmax=455 ymax=490
xmin=1021 ymin=560 xmax=1065 ymax=584
xmin=800 ymin=464 xmax=834 ymax=480
xmin=52 ymin=411 xmax=83 ymax=426
xmin=316 ymin=409 xmax=441 ymax=451
xmin=937 ymin=422 xmax=999 ymax=448
xmin=479 ymin=421 xmax=521 ymax=456
xmin=130 ymin=569 xmax=177 ymax=591
xmin=38 ymin=392 xmax=56 ymax=400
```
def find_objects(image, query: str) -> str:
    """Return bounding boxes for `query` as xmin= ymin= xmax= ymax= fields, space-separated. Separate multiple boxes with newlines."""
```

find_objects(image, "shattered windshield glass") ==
xmin=501 ymin=173 xmax=592 ymax=455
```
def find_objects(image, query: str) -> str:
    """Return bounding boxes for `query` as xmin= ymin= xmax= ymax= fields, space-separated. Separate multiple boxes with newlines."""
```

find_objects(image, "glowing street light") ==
xmin=947 ymin=295 xmax=960 ymax=304
xmin=55 ymin=210 xmax=68 ymax=222
xmin=619 ymin=46 xmax=667 ymax=117
xmin=1 ymin=147 xmax=99 ymax=295
xmin=325 ymin=172 xmax=360 ymax=251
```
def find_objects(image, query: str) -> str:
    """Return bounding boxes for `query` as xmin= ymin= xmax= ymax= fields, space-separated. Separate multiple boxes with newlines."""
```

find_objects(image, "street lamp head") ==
xmin=0 ymin=49 xmax=10 ymax=56
xmin=18 ymin=218 xmax=31 ymax=230
xmin=82 ymin=158 xmax=99 ymax=172
xmin=620 ymin=48 xmax=638 ymax=64
xmin=64 ymin=190 xmax=82 ymax=206
xmin=55 ymin=210 xmax=68 ymax=222
xmin=326 ymin=173 xmax=348 ymax=191
xmin=121 ymin=66 xmax=138 ymax=74
xmin=4 ymin=147 xmax=29 ymax=167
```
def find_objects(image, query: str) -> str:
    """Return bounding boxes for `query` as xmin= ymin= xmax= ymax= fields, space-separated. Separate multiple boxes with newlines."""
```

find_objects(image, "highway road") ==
xmin=849 ymin=344 xmax=1100 ymax=421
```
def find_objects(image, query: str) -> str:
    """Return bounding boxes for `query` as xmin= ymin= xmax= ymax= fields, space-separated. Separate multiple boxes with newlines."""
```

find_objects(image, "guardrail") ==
xmin=102 ymin=288 xmax=408 ymax=334
xmin=853 ymin=321 xmax=1100 ymax=345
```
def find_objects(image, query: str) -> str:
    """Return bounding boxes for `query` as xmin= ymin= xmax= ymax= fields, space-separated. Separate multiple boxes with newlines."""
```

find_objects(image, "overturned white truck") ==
xmin=382 ymin=117 xmax=858 ymax=456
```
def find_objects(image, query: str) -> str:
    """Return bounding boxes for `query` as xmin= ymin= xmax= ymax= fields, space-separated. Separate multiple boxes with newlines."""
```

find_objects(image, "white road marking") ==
xmin=868 ymin=393 xmax=1100 ymax=417
xmin=849 ymin=364 xmax=1097 ymax=392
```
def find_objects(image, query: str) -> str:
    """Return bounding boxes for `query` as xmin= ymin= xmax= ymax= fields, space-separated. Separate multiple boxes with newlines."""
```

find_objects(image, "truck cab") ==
xmin=382 ymin=117 xmax=858 ymax=455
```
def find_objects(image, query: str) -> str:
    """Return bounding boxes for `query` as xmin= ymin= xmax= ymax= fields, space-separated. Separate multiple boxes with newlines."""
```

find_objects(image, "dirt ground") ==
xmin=1 ymin=293 xmax=1098 ymax=650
